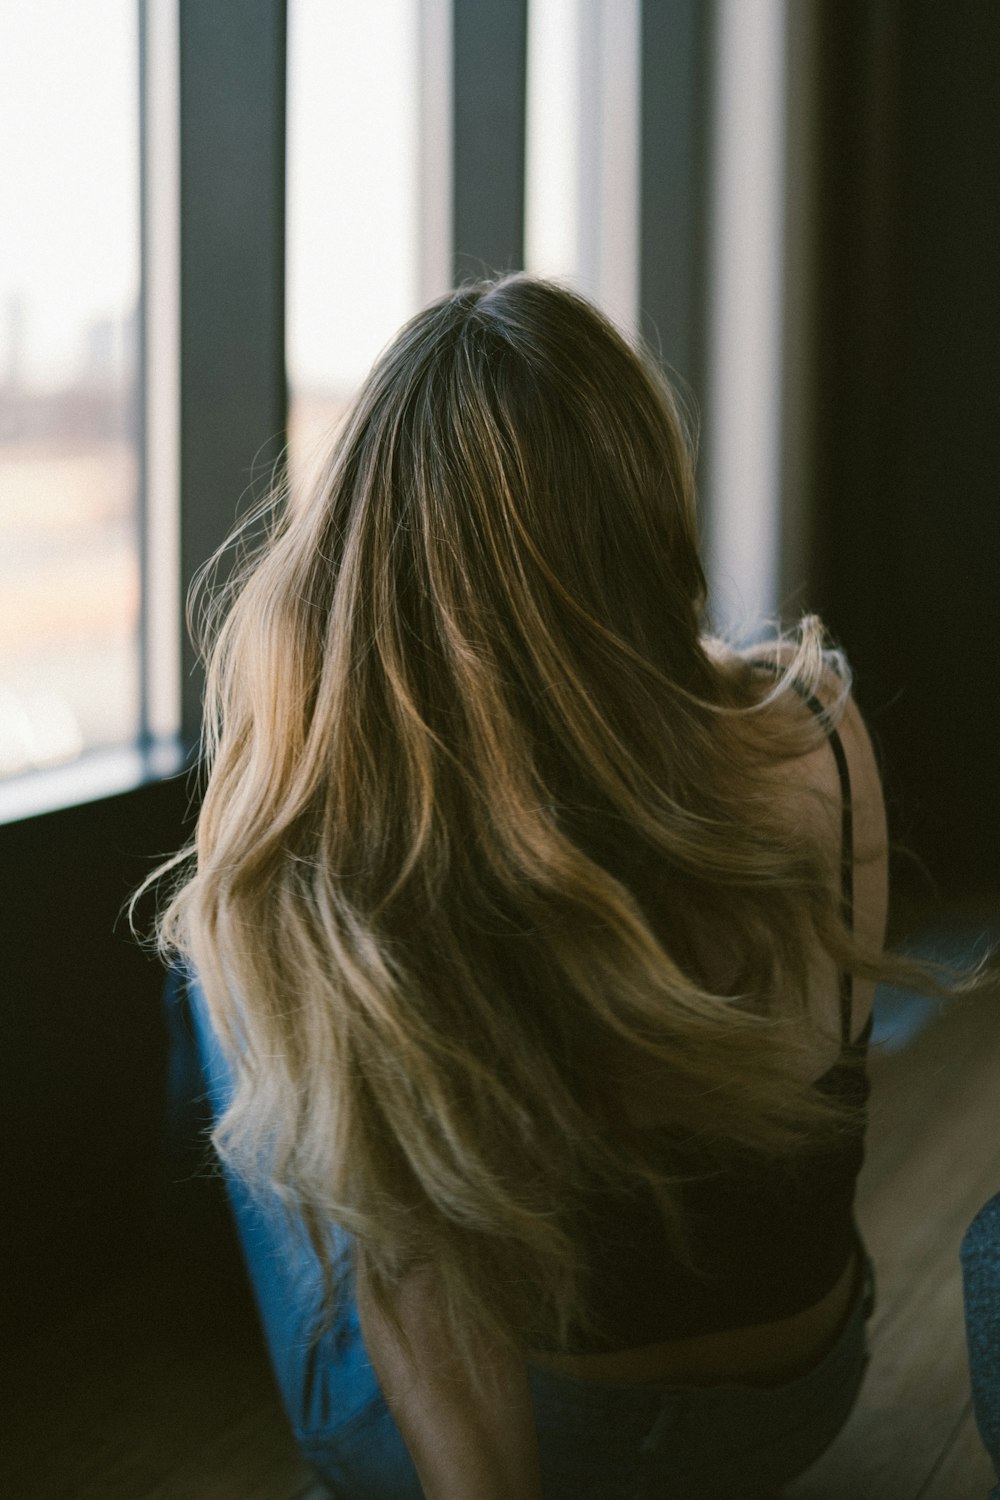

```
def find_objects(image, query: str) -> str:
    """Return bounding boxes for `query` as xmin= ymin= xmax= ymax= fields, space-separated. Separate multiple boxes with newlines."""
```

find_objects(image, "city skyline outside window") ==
xmin=0 ymin=0 xmax=140 ymax=780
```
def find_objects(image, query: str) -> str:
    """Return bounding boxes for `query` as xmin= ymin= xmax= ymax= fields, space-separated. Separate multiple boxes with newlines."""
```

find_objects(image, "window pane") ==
xmin=0 ymin=0 xmax=140 ymax=778
xmin=286 ymin=0 xmax=422 ymax=477
xmin=525 ymin=0 xmax=639 ymax=333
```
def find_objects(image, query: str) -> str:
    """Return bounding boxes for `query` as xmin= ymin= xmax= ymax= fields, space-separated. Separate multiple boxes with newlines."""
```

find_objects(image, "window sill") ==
xmin=0 ymin=739 xmax=191 ymax=826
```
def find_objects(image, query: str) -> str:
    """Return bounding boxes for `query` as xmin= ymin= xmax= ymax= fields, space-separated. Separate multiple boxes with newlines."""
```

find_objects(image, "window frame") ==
xmin=1 ymin=0 xmax=722 ymax=825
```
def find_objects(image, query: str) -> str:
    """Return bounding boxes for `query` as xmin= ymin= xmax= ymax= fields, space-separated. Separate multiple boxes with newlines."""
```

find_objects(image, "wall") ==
xmin=0 ymin=776 xmax=195 ymax=1340
xmin=812 ymin=0 xmax=1000 ymax=894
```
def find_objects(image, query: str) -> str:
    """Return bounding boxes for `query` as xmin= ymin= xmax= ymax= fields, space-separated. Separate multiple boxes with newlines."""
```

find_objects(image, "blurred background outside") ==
xmin=2 ymin=0 xmax=765 ymax=782
xmin=0 ymin=1 xmax=139 ymax=777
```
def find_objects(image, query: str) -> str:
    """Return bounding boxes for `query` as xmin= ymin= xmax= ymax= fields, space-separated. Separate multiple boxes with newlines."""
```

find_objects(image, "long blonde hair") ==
xmin=144 ymin=276 xmax=949 ymax=1370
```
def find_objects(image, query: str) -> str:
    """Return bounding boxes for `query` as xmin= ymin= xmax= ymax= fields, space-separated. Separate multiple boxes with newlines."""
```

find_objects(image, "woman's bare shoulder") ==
xmin=725 ymin=638 xmax=888 ymax=1043
xmin=728 ymin=642 xmax=882 ymax=835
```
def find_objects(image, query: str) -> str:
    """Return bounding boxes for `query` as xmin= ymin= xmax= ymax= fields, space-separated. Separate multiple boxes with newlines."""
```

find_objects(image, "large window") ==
xmin=0 ymin=0 xmax=140 ymax=779
xmin=0 ymin=0 xmax=778 ymax=806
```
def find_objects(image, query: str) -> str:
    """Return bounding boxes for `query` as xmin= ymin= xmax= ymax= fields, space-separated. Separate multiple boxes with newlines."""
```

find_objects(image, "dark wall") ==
xmin=812 ymin=0 xmax=1000 ymax=895
xmin=0 ymin=776 xmax=196 ymax=1339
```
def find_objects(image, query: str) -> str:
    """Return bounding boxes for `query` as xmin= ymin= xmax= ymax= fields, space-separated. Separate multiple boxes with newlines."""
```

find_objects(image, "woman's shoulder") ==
xmin=730 ymin=640 xmax=885 ymax=861
xmin=730 ymin=636 xmax=889 ymax=1048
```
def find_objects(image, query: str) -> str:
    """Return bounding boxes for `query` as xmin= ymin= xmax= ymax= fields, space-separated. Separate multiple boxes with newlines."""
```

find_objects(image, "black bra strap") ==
xmin=797 ymin=692 xmax=855 ymax=1050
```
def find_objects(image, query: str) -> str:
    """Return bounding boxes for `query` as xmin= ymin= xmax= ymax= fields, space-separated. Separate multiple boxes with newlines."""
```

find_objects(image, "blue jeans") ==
xmin=961 ymin=1190 xmax=1000 ymax=1497
xmin=172 ymin=969 xmax=873 ymax=1499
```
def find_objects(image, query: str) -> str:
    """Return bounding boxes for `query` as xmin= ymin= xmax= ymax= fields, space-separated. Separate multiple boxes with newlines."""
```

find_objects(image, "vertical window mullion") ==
xmin=452 ymin=0 xmax=529 ymax=282
xmin=638 ymin=0 xmax=714 ymax=395
xmin=176 ymin=0 xmax=287 ymax=750
xmin=139 ymin=0 xmax=181 ymax=755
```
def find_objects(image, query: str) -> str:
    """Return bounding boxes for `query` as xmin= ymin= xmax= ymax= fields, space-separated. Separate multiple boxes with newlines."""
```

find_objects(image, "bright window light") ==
xmin=0 ymin=0 xmax=140 ymax=779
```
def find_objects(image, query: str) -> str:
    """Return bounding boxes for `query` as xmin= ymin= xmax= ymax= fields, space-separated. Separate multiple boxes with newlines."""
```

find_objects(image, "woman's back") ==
xmin=530 ymin=661 xmax=888 ymax=1386
xmin=611 ymin=649 xmax=888 ymax=1113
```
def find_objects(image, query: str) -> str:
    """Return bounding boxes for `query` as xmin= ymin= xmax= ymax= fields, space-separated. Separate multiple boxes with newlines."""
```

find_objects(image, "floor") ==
xmin=787 ymin=905 xmax=1000 ymax=1500
xmin=4 ymin=905 xmax=999 ymax=1499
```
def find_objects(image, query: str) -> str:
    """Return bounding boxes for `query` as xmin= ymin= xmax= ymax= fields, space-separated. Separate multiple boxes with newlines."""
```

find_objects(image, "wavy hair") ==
xmin=141 ymin=275 xmax=971 ymax=1375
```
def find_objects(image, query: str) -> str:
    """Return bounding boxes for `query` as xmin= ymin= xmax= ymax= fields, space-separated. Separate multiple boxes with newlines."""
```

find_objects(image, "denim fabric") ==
xmin=177 ymin=969 xmax=873 ymax=1499
xmin=527 ymin=1259 xmax=872 ymax=1500
xmin=961 ymin=1190 xmax=1000 ymax=1494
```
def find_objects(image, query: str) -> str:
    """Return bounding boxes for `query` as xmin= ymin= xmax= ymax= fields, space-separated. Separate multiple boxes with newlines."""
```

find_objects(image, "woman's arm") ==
xmin=357 ymin=1264 xmax=543 ymax=1500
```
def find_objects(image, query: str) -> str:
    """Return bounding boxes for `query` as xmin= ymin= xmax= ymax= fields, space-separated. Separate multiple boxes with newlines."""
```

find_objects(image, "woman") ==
xmin=152 ymin=275 xmax=917 ymax=1497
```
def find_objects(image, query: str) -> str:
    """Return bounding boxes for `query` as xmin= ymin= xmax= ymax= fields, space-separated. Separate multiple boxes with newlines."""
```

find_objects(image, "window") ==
xmin=703 ymin=0 xmax=787 ymax=634
xmin=0 ymin=0 xmax=140 ymax=779
xmin=525 ymin=0 xmax=639 ymax=335
xmin=286 ymin=0 xmax=430 ymax=480
xmin=0 ymin=0 xmax=747 ymax=813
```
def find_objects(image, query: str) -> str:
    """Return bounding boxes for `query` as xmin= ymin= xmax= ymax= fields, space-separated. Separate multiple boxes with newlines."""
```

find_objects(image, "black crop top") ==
xmin=564 ymin=685 xmax=870 ymax=1353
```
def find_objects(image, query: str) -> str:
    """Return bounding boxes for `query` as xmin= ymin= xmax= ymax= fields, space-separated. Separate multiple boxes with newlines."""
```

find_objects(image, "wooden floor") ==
xmin=4 ymin=907 xmax=1000 ymax=1499
xmin=787 ymin=906 xmax=1000 ymax=1500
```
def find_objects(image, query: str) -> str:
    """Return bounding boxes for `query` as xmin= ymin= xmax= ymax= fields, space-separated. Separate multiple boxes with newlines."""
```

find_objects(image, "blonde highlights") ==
xmin=143 ymin=276 xmax=955 ymax=1372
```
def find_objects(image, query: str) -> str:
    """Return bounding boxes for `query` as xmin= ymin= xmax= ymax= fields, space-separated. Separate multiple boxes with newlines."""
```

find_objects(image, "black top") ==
xmin=567 ymin=685 xmax=870 ymax=1351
